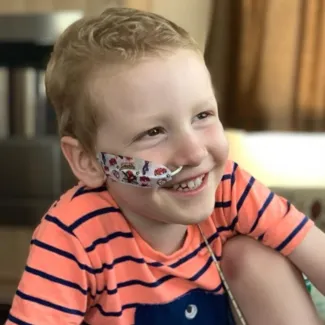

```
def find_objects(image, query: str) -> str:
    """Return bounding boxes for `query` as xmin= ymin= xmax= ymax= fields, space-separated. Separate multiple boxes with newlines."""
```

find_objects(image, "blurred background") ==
xmin=0 ymin=0 xmax=325 ymax=322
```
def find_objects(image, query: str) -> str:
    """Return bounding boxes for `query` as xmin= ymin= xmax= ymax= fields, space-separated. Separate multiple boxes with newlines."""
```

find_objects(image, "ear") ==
xmin=61 ymin=136 xmax=106 ymax=188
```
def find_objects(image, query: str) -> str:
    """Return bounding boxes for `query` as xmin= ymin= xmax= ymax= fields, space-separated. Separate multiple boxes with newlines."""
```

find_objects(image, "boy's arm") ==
xmin=289 ymin=225 xmax=325 ymax=294
xmin=5 ymin=216 xmax=94 ymax=325
xmin=221 ymin=161 xmax=325 ymax=295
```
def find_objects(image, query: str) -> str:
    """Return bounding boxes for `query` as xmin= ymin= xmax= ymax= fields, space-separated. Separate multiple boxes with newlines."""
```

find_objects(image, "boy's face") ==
xmin=94 ymin=49 xmax=229 ymax=226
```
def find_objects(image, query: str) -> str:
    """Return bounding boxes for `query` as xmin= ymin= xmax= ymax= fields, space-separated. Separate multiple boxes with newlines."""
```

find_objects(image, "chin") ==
xmin=165 ymin=186 xmax=217 ymax=225
xmin=168 ymin=204 xmax=215 ymax=225
xmin=180 ymin=215 xmax=211 ymax=225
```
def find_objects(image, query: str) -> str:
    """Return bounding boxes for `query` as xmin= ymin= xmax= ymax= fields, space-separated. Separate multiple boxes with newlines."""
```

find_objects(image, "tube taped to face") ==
xmin=97 ymin=153 xmax=182 ymax=188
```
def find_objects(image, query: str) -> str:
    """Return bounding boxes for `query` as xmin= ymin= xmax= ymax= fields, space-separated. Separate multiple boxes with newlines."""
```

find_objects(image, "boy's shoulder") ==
xmin=40 ymin=183 xmax=127 ymax=244
xmin=217 ymin=159 xmax=239 ymax=194
xmin=48 ymin=184 xmax=117 ymax=222
xmin=218 ymin=159 xmax=252 ymax=192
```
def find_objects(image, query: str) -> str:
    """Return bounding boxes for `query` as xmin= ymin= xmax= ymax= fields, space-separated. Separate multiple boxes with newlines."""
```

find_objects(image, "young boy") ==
xmin=6 ymin=7 xmax=325 ymax=325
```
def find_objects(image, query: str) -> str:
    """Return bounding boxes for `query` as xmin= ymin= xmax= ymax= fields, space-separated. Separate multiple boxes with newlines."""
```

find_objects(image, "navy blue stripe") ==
xmin=217 ymin=216 xmax=238 ymax=232
xmin=169 ymin=231 xmax=219 ymax=268
xmin=118 ymin=274 xmax=174 ymax=290
xmin=31 ymin=239 xmax=95 ymax=273
xmin=237 ymin=176 xmax=255 ymax=211
xmin=98 ymin=252 xmax=221 ymax=295
xmin=210 ymin=282 xmax=224 ymax=293
xmin=45 ymin=214 xmax=75 ymax=235
xmin=85 ymin=231 xmax=134 ymax=252
xmin=29 ymin=239 xmax=220 ymax=299
xmin=93 ymin=285 xmax=224 ymax=317
xmin=94 ymin=302 xmax=138 ymax=317
xmin=189 ymin=256 xmax=213 ymax=281
xmin=189 ymin=255 xmax=217 ymax=281
xmin=215 ymin=201 xmax=231 ymax=208
xmin=32 ymin=239 xmax=152 ymax=275
xmin=286 ymin=200 xmax=291 ymax=213
xmin=97 ymin=286 xmax=117 ymax=295
xmin=231 ymin=162 xmax=238 ymax=187
xmin=69 ymin=206 xmax=121 ymax=231
xmin=275 ymin=215 xmax=309 ymax=252
xmin=221 ymin=174 xmax=231 ymax=181
xmin=258 ymin=233 xmax=265 ymax=241
xmin=249 ymin=192 xmax=275 ymax=233
xmin=108 ymin=255 xmax=162 ymax=269
xmin=32 ymin=238 xmax=161 ymax=275
xmin=96 ymin=274 xmax=175 ymax=296
xmin=7 ymin=313 xmax=32 ymax=325
xmin=89 ymin=231 xmax=219 ymax=271
xmin=207 ymin=230 xmax=219 ymax=245
xmin=72 ymin=186 xmax=107 ymax=199
xmin=89 ymin=231 xmax=219 ymax=270
xmin=16 ymin=290 xmax=85 ymax=316
xmin=25 ymin=265 xmax=94 ymax=299
xmin=32 ymin=228 xmax=222 ymax=276
xmin=86 ymin=229 xmax=220 ymax=270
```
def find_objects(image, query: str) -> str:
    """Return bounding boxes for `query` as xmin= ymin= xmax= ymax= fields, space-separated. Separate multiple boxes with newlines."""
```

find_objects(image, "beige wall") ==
xmin=0 ymin=0 xmax=213 ymax=51
xmin=151 ymin=0 xmax=213 ymax=51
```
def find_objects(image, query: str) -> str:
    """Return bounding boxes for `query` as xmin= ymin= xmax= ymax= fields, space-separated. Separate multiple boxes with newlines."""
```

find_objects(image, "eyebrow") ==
xmin=192 ymin=96 xmax=218 ymax=111
xmin=138 ymin=97 xmax=217 ymax=127
xmin=197 ymin=95 xmax=217 ymax=106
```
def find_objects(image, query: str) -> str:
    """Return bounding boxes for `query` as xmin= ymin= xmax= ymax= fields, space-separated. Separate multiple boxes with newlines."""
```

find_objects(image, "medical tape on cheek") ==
xmin=97 ymin=152 xmax=182 ymax=188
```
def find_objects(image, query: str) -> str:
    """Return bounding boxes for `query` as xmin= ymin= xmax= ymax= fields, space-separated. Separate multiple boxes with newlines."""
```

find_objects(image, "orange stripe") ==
xmin=218 ymin=160 xmax=313 ymax=255
xmin=9 ymin=294 xmax=84 ymax=324
xmin=18 ymin=272 xmax=88 ymax=311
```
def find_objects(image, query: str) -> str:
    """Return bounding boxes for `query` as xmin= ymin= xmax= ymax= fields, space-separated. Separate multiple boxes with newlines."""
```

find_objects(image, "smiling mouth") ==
xmin=166 ymin=174 xmax=207 ymax=192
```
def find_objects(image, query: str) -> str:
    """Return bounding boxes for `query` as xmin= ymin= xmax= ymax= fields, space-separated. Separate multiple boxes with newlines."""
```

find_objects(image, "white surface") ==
xmin=226 ymin=130 xmax=325 ymax=188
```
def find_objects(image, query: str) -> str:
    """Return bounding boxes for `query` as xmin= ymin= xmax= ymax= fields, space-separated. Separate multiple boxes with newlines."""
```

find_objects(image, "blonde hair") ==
xmin=45 ymin=7 xmax=200 ymax=154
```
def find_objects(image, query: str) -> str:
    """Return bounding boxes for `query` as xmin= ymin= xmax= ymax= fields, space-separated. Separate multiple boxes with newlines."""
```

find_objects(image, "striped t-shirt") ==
xmin=6 ymin=160 xmax=313 ymax=325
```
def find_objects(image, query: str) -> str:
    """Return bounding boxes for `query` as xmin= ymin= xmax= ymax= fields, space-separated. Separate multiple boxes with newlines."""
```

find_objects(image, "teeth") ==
xmin=194 ymin=178 xmax=201 ymax=188
xmin=172 ymin=175 xmax=204 ymax=192
xmin=188 ymin=180 xmax=195 ymax=189
xmin=178 ymin=187 xmax=189 ymax=192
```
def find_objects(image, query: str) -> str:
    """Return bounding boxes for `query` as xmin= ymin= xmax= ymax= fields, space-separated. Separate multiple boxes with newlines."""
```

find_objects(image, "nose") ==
xmin=171 ymin=133 xmax=208 ymax=167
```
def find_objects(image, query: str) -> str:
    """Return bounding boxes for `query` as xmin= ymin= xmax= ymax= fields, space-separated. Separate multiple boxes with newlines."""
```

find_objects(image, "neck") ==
xmin=124 ymin=211 xmax=188 ymax=255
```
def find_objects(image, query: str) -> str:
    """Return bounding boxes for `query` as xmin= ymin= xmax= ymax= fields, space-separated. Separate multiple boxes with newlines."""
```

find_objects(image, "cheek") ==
xmin=108 ymin=181 xmax=153 ymax=207
xmin=204 ymin=123 xmax=229 ymax=162
xmin=130 ymin=146 xmax=170 ymax=165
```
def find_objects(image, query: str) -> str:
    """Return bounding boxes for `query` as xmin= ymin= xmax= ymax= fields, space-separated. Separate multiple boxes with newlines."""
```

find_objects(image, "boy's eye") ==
xmin=134 ymin=126 xmax=165 ymax=141
xmin=197 ymin=111 xmax=211 ymax=119
xmin=195 ymin=111 xmax=212 ymax=120
xmin=146 ymin=127 xmax=163 ymax=137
